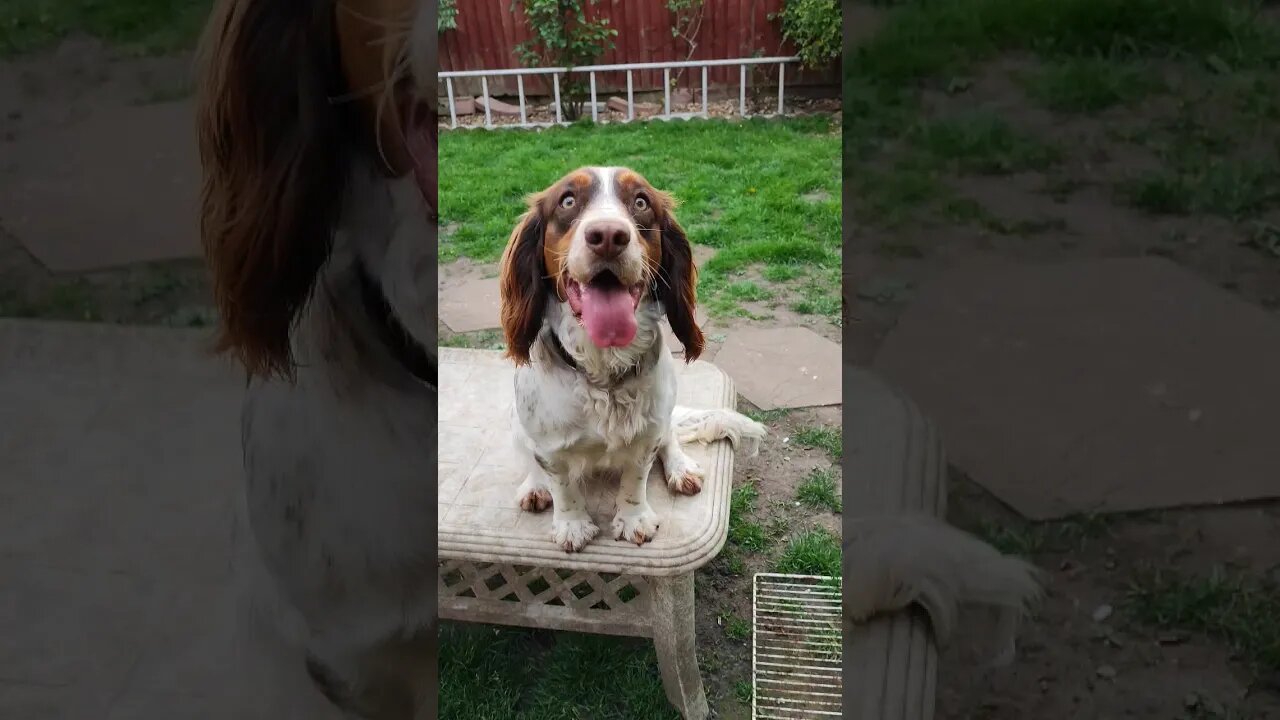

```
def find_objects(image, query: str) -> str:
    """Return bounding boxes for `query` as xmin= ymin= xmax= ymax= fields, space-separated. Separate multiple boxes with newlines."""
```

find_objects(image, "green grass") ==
xmin=440 ymin=624 xmax=679 ymax=719
xmin=719 ymin=612 xmax=751 ymax=641
xmin=844 ymin=0 xmax=1280 ymax=230
xmin=0 ymin=279 xmax=100 ymax=321
xmin=774 ymin=527 xmax=842 ymax=577
xmin=796 ymin=468 xmax=841 ymax=513
xmin=1126 ymin=567 xmax=1280 ymax=678
xmin=972 ymin=512 xmax=1114 ymax=557
xmin=440 ymin=329 xmax=506 ymax=351
xmin=744 ymin=408 xmax=791 ymax=424
xmin=848 ymin=0 xmax=1279 ymax=88
xmin=1021 ymin=56 xmax=1163 ymax=113
xmin=793 ymin=426 xmax=842 ymax=459
xmin=1121 ymin=159 xmax=1279 ymax=218
xmin=0 ymin=0 xmax=212 ymax=56
xmin=439 ymin=117 xmax=840 ymax=318
xmin=729 ymin=481 xmax=768 ymax=551
xmin=913 ymin=111 xmax=1059 ymax=174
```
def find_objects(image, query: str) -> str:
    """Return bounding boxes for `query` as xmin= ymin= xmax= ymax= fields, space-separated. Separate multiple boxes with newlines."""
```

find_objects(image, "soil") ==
xmin=694 ymin=404 xmax=843 ymax=719
xmin=847 ymin=25 xmax=1280 ymax=720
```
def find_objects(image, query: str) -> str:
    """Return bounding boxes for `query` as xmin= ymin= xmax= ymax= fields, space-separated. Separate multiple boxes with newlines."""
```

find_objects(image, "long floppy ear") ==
xmin=196 ymin=0 xmax=353 ymax=380
xmin=498 ymin=210 xmax=548 ymax=365
xmin=657 ymin=207 xmax=705 ymax=362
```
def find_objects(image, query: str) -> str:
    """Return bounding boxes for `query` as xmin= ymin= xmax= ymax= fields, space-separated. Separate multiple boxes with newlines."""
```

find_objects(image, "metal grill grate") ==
xmin=752 ymin=573 xmax=842 ymax=719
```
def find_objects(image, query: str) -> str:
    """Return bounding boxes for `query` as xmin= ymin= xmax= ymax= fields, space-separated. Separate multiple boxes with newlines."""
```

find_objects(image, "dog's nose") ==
xmin=584 ymin=220 xmax=631 ymax=259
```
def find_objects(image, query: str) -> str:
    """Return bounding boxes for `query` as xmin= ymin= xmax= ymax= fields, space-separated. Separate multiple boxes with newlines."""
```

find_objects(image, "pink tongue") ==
xmin=579 ymin=284 xmax=637 ymax=348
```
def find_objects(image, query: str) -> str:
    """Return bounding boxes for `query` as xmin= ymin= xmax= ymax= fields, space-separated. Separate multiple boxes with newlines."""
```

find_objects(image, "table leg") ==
xmin=650 ymin=573 xmax=709 ymax=720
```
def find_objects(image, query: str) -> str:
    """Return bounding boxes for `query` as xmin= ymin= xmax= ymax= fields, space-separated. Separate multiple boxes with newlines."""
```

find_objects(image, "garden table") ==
xmin=843 ymin=366 xmax=945 ymax=719
xmin=437 ymin=350 xmax=947 ymax=718
xmin=436 ymin=348 xmax=738 ymax=720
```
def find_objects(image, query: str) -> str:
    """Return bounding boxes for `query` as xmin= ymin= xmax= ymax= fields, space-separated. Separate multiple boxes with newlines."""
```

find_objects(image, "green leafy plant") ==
xmin=772 ymin=0 xmax=841 ymax=68
xmin=513 ymin=0 xmax=618 ymax=120
xmin=439 ymin=0 xmax=459 ymax=32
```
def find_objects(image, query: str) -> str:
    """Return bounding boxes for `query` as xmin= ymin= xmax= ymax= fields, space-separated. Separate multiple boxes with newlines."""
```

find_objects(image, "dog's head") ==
xmin=196 ymin=0 xmax=435 ymax=379
xmin=498 ymin=166 xmax=704 ymax=365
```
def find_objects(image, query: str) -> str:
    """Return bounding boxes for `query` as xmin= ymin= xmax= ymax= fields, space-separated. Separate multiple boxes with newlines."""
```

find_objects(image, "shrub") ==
xmin=774 ymin=0 xmax=841 ymax=68
xmin=513 ymin=0 xmax=618 ymax=120
xmin=439 ymin=0 xmax=458 ymax=32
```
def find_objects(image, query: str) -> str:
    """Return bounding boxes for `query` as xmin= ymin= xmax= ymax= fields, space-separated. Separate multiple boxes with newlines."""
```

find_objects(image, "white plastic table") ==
xmin=437 ymin=348 xmax=739 ymax=719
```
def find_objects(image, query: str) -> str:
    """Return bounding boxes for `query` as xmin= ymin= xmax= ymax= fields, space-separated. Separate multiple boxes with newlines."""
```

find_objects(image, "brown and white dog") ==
xmin=197 ymin=1 xmax=436 ymax=718
xmin=499 ymin=167 xmax=766 ymax=553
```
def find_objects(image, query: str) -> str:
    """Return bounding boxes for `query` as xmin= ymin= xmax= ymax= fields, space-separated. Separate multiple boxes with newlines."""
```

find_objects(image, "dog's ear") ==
xmin=656 ymin=205 xmax=704 ymax=362
xmin=195 ymin=0 xmax=352 ymax=380
xmin=499 ymin=209 xmax=549 ymax=365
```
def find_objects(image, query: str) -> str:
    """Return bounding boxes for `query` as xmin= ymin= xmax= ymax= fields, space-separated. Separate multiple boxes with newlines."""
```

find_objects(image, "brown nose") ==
xmin=584 ymin=220 xmax=631 ymax=259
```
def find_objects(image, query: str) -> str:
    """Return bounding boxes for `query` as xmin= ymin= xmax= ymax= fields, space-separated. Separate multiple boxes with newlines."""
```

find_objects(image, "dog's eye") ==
xmin=559 ymin=194 xmax=575 ymax=210
xmin=634 ymin=195 xmax=649 ymax=211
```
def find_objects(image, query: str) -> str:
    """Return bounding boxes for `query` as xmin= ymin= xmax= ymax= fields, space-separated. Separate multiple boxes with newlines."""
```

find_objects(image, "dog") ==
xmin=196 ymin=1 xmax=437 ymax=717
xmin=497 ymin=166 xmax=766 ymax=553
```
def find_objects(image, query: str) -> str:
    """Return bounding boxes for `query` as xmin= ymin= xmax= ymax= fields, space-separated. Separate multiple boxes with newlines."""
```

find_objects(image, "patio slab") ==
xmin=713 ymin=326 xmax=842 ymax=410
xmin=0 ymin=101 xmax=200 ymax=272
xmin=439 ymin=276 xmax=501 ymax=333
xmin=872 ymin=257 xmax=1280 ymax=520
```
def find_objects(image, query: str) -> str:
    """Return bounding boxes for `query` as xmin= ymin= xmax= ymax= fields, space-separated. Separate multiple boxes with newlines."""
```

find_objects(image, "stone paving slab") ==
xmin=0 ymin=320 xmax=280 ymax=717
xmin=0 ymin=101 xmax=200 ymax=272
xmin=872 ymin=257 xmax=1280 ymax=520
xmin=662 ymin=306 xmax=710 ymax=356
xmin=714 ymin=326 xmax=842 ymax=410
xmin=438 ymin=276 xmax=501 ymax=333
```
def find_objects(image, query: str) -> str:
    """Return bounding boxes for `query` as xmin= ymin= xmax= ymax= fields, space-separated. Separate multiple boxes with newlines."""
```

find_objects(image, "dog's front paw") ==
xmin=551 ymin=512 xmax=600 ymax=553
xmin=666 ymin=458 xmax=704 ymax=496
xmin=515 ymin=477 xmax=552 ymax=512
xmin=611 ymin=504 xmax=661 ymax=546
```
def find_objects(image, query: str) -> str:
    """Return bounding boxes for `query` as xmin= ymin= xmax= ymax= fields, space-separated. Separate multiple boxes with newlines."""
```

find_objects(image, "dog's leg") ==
xmin=659 ymin=425 xmax=705 ymax=496
xmin=543 ymin=469 xmax=599 ymax=553
xmin=611 ymin=458 xmax=661 ymax=545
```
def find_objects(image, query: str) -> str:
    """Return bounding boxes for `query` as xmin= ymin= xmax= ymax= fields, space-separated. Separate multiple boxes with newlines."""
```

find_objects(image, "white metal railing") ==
xmin=439 ymin=56 xmax=800 ymax=130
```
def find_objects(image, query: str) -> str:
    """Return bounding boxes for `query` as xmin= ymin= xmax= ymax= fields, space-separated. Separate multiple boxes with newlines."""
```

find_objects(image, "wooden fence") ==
xmin=439 ymin=0 xmax=836 ymax=96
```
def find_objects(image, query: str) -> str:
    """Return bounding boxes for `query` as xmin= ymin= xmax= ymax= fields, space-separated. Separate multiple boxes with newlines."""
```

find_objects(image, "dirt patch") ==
xmin=944 ymin=477 xmax=1280 ymax=719
xmin=695 ymin=405 xmax=843 ymax=718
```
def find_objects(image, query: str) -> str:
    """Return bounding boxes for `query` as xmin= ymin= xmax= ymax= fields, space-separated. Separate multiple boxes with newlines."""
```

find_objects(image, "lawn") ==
xmin=847 ymin=0 xmax=1280 ymax=716
xmin=439 ymin=117 xmax=843 ymax=323
xmin=0 ymin=0 xmax=211 ymax=56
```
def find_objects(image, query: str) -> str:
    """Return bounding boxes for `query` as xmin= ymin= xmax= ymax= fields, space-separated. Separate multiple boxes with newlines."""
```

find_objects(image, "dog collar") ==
xmin=543 ymin=328 xmax=642 ymax=384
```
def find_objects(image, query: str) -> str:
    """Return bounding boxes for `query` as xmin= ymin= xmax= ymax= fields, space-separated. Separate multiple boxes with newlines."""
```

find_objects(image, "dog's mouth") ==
xmin=565 ymin=270 xmax=646 ymax=349
xmin=402 ymin=97 xmax=436 ymax=210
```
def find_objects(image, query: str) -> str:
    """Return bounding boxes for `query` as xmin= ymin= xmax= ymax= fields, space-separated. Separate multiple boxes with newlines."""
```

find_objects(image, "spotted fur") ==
xmin=499 ymin=167 xmax=765 ymax=553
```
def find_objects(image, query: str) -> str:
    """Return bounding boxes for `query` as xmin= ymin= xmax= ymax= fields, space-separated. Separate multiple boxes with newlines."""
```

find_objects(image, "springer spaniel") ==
xmin=197 ymin=1 xmax=436 ymax=718
xmin=499 ymin=166 xmax=766 ymax=552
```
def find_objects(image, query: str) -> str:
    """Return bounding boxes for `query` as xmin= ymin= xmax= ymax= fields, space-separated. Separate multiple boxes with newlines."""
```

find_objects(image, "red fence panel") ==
xmin=439 ymin=0 xmax=836 ymax=97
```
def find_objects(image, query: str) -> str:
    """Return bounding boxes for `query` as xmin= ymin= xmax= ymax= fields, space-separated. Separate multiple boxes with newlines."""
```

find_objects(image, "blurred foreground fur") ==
xmin=844 ymin=514 xmax=1045 ymax=665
